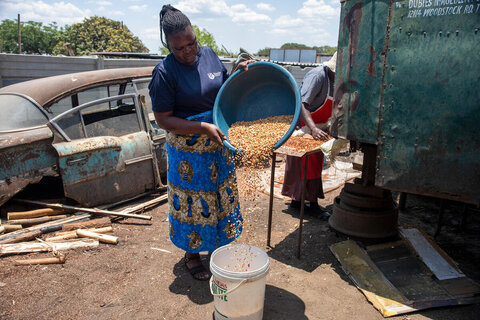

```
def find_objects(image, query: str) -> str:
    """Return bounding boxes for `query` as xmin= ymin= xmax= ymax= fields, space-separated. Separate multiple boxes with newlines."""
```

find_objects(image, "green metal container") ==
xmin=331 ymin=0 xmax=480 ymax=204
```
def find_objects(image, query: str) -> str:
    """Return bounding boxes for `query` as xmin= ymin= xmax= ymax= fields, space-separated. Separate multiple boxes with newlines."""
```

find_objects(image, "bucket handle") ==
xmin=209 ymin=277 xmax=247 ymax=297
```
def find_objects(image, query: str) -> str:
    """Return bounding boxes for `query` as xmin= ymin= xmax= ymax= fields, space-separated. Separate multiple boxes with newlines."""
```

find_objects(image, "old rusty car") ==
xmin=0 ymin=67 xmax=167 ymax=207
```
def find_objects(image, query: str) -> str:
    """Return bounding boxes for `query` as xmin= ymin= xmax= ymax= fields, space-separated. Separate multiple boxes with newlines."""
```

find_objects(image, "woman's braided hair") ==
xmin=159 ymin=4 xmax=192 ymax=52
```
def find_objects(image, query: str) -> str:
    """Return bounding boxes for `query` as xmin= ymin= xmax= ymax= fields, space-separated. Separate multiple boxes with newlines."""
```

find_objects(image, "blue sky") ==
xmin=0 ymin=0 xmax=341 ymax=54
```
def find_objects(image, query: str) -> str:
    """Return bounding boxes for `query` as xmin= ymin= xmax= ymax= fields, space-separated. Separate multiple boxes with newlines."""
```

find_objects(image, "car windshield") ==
xmin=0 ymin=94 xmax=48 ymax=131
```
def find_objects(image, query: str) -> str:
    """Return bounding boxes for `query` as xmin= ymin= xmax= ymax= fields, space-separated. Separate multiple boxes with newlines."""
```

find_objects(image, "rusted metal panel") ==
xmin=0 ymin=67 xmax=154 ymax=109
xmin=53 ymin=131 xmax=155 ymax=206
xmin=332 ymin=0 xmax=480 ymax=204
xmin=331 ymin=0 xmax=391 ymax=143
xmin=0 ymin=127 xmax=58 ymax=206
xmin=376 ymin=0 xmax=480 ymax=204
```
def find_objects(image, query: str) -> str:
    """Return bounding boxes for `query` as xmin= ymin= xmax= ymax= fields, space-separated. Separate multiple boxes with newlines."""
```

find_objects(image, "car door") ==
xmin=132 ymin=78 xmax=167 ymax=184
xmin=49 ymin=93 xmax=157 ymax=207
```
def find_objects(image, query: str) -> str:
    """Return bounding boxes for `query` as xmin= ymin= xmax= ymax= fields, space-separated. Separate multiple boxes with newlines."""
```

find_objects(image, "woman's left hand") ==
xmin=234 ymin=59 xmax=256 ymax=72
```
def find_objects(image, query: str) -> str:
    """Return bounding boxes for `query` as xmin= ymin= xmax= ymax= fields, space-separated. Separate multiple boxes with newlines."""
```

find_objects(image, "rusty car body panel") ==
xmin=0 ymin=126 xmax=58 ymax=206
xmin=0 ymin=66 xmax=167 ymax=207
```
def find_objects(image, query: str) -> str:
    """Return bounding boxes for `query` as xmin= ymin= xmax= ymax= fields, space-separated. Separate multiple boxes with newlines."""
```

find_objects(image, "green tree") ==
xmin=282 ymin=43 xmax=336 ymax=55
xmin=255 ymin=47 xmax=270 ymax=56
xmin=0 ymin=19 xmax=63 ymax=54
xmin=159 ymin=25 xmax=229 ymax=56
xmin=53 ymin=16 xmax=148 ymax=56
xmin=280 ymin=43 xmax=311 ymax=50
xmin=314 ymin=45 xmax=336 ymax=55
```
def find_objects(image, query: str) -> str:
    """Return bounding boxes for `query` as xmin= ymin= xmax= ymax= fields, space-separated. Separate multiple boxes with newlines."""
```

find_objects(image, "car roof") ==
xmin=0 ymin=66 xmax=154 ymax=108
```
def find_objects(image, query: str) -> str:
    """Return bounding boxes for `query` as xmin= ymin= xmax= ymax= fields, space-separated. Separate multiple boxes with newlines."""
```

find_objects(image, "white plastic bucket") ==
xmin=210 ymin=244 xmax=270 ymax=320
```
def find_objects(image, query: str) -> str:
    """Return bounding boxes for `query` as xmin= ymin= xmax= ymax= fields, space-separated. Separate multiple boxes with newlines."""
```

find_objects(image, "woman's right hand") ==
xmin=201 ymin=123 xmax=226 ymax=145
xmin=311 ymin=127 xmax=329 ymax=140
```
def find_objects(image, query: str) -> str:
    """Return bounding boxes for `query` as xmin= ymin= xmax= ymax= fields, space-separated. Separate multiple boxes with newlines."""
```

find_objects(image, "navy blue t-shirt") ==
xmin=148 ymin=46 xmax=229 ymax=119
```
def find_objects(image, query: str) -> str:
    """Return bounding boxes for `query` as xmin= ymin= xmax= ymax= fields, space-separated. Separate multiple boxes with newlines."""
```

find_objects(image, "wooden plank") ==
xmin=0 ymin=238 xmax=99 ymax=255
xmin=0 ymin=214 xmax=90 ymax=242
xmin=0 ymin=230 xmax=42 ymax=244
xmin=400 ymin=227 xmax=465 ymax=280
xmin=76 ymin=229 xmax=118 ymax=244
xmin=15 ymin=199 xmax=152 ymax=220
xmin=8 ymin=208 xmax=65 ymax=220
xmin=15 ymin=256 xmax=66 ymax=266
xmin=62 ymin=217 xmax=111 ymax=232
xmin=46 ymin=226 xmax=113 ymax=241
xmin=8 ymin=215 xmax=68 ymax=227
xmin=330 ymin=240 xmax=415 ymax=317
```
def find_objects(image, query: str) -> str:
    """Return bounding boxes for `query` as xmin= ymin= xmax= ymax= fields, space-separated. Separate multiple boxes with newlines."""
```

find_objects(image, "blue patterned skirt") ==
xmin=166 ymin=111 xmax=242 ymax=253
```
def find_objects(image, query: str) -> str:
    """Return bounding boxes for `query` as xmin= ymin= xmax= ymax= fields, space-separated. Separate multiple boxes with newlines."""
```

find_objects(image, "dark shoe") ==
xmin=290 ymin=200 xmax=301 ymax=209
xmin=184 ymin=253 xmax=210 ymax=281
xmin=318 ymin=211 xmax=331 ymax=221
xmin=307 ymin=202 xmax=331 ymax=221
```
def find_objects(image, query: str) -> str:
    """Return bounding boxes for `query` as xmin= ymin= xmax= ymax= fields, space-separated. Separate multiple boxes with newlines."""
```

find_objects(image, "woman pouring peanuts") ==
xmin=148 ymin=5 xmax=254 ymax=281
xmin=281 ymin=53 xmax=337 ymax=220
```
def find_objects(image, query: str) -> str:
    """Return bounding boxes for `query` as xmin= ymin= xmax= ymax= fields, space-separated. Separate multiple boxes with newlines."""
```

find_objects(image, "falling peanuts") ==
xmin=229 ymin=115 xmax=293 ymax=169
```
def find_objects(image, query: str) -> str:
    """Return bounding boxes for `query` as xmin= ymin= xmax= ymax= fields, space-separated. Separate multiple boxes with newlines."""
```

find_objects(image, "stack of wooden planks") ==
xmin=0 ymin=194 xmax=167 ymax=265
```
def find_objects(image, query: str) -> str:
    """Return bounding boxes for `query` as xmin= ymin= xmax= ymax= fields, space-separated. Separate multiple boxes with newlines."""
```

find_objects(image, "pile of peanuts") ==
xmin=228 ymin=115 xmax=293 ymax=169
xmin=282 ymin=135 xmax=332 ymax=152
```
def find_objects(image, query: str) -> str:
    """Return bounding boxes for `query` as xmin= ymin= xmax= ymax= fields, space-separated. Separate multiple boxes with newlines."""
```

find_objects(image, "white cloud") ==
xmin=273 ymin=15 xmax=304 ymax=29
xmin=267 ymin=0 xmax=339 ymax=43
xmin=174 ymin=1 xmax=270 ymax=23
xmin=230 ymin=4 xmax=271 ymax=23
xmin=142 ymin=26 xmax=160 ymax=40
xmin=175 ymin=0 xmax=230 ymax=16
xmin=128 ymin=4 xmax=147 ymax=12
xmin=111 ymin=10 xmax=125 ymax=16
xmin=256 ymin=3 xmax=275 ymax=12
xmin=0 ymin=0 xmax=91 ymax=25
xmin=96 ymin=1 xmax=112 ymax=5
xmin=298 ymin=0 xmax=339 ymax=18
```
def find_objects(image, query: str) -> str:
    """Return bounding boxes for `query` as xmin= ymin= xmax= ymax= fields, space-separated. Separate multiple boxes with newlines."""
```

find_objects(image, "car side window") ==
xmin=45 ymin=96 xmax=74 ymax=118
xmin=0 ymin=94 xmax=48 ymax=131
xmin=77 ymin=85 xmax=121 ymax=112
xmin=51 ymin=94 xmax=142 ymax=141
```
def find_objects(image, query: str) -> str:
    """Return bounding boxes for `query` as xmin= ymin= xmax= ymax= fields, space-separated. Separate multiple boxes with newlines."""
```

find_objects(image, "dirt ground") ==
xmin=1 ymin=168 xmax=479 ymax=320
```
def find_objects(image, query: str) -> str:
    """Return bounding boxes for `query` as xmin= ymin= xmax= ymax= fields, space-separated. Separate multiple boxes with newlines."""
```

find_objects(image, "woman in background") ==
xmin=281 ymin=53 xmax=337 ymax=220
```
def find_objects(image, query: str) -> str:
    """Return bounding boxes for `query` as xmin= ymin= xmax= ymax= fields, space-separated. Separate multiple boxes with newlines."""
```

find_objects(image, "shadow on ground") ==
xmin=267 ymin=202 xmax=347 ymax=274
xmin=263 ymin=284 xmax=308 ymax=320
xmin=168 ymin=254 xmax=213 ymax=305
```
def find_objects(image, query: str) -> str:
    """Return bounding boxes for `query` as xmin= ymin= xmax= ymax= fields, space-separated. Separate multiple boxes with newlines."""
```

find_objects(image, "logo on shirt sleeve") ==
xmin=207 ymin=72 xmax=222 ymax=80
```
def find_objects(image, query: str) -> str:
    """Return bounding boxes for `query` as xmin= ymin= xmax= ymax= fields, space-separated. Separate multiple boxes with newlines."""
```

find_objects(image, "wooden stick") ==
xmin=15 ymin=256 xmax=66 ymax=266
xmin=0 ymin=214 xmax=90 ymax=242
xmin=76 ymin=229 xmax=118 ymax=244
xmin=8 ymin=208 xmax=65 ymax=220
xmin=61 ymin=217 xmax=111 ymax=232
xmin=8 ymin=215 xmax=68 ymax=227
xmin=0 ymin=230 xmax=42 ymax=244
xmin=15 ymin=199 xmax=152 ymax=220
xmin=3 ymin=225 xmax=23 ymax=233
xmin=121 ymin=194 xmax=168 ymax=214
xmin=0 ymin=238 xmax=99 ymax=255
xmin=46 ymin=226 xmax=113 ymax=241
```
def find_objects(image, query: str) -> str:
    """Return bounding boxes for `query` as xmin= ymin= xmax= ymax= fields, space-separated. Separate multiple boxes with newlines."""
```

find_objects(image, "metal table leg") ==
xmin=267 ymin=153 xmax=276 ymax=247
xmin=297 ymin=154 xmax=309 ymax=259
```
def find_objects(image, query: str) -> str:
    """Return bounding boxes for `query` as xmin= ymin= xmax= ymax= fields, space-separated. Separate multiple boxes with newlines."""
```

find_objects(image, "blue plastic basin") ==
xmin=213 ymin=61 xmax=301 ymax=153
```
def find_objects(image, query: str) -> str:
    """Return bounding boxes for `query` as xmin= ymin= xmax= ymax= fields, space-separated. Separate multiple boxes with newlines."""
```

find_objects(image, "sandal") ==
xmin=184 ymin=253 xmax=210 ymax=281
